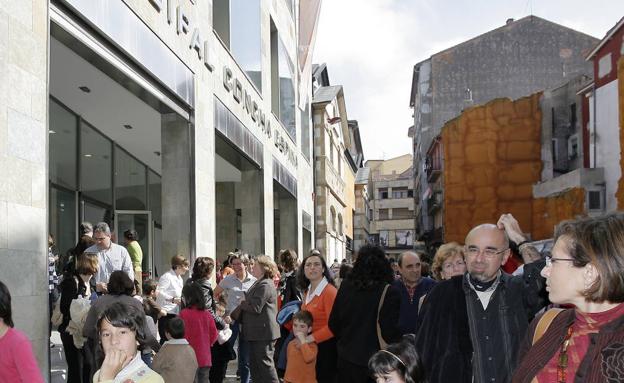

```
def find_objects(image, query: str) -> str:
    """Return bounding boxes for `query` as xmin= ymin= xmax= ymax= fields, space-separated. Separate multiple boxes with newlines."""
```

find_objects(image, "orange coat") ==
xmin=301 ymin=284 xmax=337 ymax=343
xmin=284 ymin=340 xmax=318 ymax=383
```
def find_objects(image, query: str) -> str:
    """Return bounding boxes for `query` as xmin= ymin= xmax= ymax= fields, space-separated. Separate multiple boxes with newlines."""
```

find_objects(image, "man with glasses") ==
xmin=415 ymin=214 xmax=547 ymax=383
xmin=86 ymin=222 xmax=134 ymax=293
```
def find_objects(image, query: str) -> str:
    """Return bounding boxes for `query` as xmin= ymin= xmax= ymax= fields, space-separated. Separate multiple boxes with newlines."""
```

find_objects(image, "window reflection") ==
xmin=49 ymin=186 xmax=76 ymax=257
xmin=115 ymin=148 xmax=147 ymax=210
xmin=81 ymin=122 xmax=112 ymax=205
xmin=214 ymin=0 xmax=262 ymax=92
xmin=50 ymin=99 xmax=77 ymax=189
xmin=278 ymin=37 xmax=296 ymax=138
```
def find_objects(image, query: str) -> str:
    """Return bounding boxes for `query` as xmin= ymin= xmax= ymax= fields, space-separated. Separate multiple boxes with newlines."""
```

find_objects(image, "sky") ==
xmin=312 ymin=0 xmax=624 ymax=161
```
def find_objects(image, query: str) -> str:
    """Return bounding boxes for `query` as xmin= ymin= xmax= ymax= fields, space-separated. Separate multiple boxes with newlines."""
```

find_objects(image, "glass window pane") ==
xmin=81 ymin=122 xmax=112 ymax=204
xmin=149 ymin=170 xmax=162 ymax=224
xmin=115 ymin=148 xmax=147 ymax=210
xmin=83 ymin=200 xmax=112 ymax=227
xmin=278 ymin=37 xmax=296 ymax=138
xmin=49 ymin=186 xmax=76 ymax=257
xmin=230 ymin=0 xmax=262 ymax=91
xmin=49 ymin=99 xmax=77 ymax=189
xmin=300 ymin=104 xmax=311 ymax=161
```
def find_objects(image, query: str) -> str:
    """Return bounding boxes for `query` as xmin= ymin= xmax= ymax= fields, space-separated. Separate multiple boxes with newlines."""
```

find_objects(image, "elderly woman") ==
xmin=231 ymin=255 xmax=280 ymax=383
xmin=329 ymin=245 xmax=401 ymax=383
xmin=431 ymin=242 xmax=466 ymax=281
xmin=513 ymin=213 xmax=624 ymax=383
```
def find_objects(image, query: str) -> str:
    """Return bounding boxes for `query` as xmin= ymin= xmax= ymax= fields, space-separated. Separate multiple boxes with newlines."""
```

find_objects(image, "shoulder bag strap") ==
xmin=532 ymin=308 xmax=564 ymax=345
xmin=377 ymin=284 xmax=390 ymax=350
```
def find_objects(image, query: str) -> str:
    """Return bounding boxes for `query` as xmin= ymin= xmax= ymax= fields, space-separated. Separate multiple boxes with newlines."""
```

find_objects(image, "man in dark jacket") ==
xmin=391 ymin=251 xmax=436 ymax=335
xmin=415 ymin=214 xmax=547 ymax=383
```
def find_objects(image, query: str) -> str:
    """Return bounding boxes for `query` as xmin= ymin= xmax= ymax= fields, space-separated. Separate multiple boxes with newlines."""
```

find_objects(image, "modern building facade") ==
xmin=367 ymin=155 xmax=416 ymax=259
xmin=311 ymin=64 xmax=364 ymax=262
xmin=410 ymin=15 xmax=598 ymax=245
xmin=1 ymin=0 xmax=321 ymax=378
xmin=353 ymin=166 xmax=372 ymax=253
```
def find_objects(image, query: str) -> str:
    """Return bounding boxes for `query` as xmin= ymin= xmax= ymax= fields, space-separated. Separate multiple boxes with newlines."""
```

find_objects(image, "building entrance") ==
xmin=115 ymin=211 xmax=153 ymax=277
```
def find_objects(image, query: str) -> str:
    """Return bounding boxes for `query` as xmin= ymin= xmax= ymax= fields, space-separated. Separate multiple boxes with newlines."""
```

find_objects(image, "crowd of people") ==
xmin=2 ymin=211 xmax=624 ymax=382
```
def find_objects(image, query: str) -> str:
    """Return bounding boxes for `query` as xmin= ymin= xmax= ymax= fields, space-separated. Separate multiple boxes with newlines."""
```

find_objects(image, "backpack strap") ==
xmin=532 ymin=308 xmax=564 ymax=345
xmin=377 ymin=284 xmax=390 ymax=349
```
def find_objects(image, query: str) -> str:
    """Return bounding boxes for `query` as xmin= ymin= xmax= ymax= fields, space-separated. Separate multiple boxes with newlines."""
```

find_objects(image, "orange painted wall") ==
xmin=615 ymin=57 xmax=624 ymax=208
xmin=441 ymin=94 xmax=591 ymax=242
xmin=442 ymin=94 xmax=542 ymax=243
xmin=532 ymin=187 xmax=586 ymax=240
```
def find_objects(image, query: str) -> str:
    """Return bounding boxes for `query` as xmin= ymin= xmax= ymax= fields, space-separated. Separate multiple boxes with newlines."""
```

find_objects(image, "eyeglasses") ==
xmin=443 ymin=259 xmax=466 ymax=270
xmin=464 ymin=246 xmax=508 ymax=259
xmin=545 ymin=255 xmax=575 ymax=268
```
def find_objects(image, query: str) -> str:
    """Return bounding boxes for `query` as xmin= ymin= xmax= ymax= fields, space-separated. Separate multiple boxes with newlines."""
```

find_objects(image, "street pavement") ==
xmin=49 ymin=330 xmax=239 ymax=382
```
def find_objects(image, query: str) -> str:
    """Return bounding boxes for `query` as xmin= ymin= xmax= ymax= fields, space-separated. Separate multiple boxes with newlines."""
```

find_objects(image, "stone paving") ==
xmin=49 ymin=331 xmax=239 ymax=382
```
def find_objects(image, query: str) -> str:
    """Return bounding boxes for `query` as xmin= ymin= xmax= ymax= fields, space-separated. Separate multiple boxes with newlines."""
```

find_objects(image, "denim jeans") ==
xmin=229 ymin=321 xmax=250 ymax=383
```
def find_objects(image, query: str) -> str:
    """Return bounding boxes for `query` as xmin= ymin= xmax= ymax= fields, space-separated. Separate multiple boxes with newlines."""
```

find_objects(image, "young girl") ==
xmin=180 ymin=281 xmax=218 ymax=383
xmin=93 ymin=302 xmax=164 ymax=383
xmin=209 ymin=300 xmax=236 ymax=383
xmin=368 ymin=335 xmax=427 ymax=383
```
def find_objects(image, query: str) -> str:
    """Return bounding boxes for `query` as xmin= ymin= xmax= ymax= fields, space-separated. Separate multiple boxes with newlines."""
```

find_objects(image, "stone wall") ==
xmin=616 ymin=57 xmax=624 ymax=208
xmin=442 ymin=94 xmax=542 ymax=242
xmin=532 ymin=187 xmax=586 ymax=240
xmin=0 ymin=1 xmax=49 ymax=377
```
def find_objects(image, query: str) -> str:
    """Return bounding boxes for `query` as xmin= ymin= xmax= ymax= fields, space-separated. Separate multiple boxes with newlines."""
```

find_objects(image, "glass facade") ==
xmin=48 ymin=98 xmax=161 ymax=269
xmin=115 ymin=148 xmax=147 ymax=210
xmin=49 ymin=100 xmax=77 ymax=189
xmin=81 ymin=121 xmax=113 ymax=205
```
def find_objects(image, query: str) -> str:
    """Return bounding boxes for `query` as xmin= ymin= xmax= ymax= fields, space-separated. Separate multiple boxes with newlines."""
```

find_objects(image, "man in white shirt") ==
xmin=86 ymin=222 xmax=134 ymax=293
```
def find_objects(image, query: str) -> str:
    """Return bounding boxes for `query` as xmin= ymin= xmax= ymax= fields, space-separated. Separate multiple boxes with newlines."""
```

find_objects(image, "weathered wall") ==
xmin=442 ymin=94 xmax=542 ymax=242
xmin=532 ymin=187 xmax=586 ymax=240
xmin=616 ymin=57 xmax=624 ymax=208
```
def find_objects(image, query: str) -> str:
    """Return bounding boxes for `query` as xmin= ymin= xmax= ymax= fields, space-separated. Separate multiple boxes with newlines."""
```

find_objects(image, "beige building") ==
xmin=367 ymin=154 xmax=416 ymax=258
xmin=311 ymin=64 xmax=364 ymax=262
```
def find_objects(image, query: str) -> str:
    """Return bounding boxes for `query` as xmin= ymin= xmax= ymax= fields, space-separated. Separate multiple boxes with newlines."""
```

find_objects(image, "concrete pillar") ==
xmin=161 ymin=113 xmax=191 ymax=272
xmin=215 ymin=182 xmax=237 ymax=260
xmin=279 ymin=195 xmax=298 ymax=250
xmin=239 ymin=166 xmax=263 ymax=255
xmin=0 ymin=1 xmax=49 ymax=378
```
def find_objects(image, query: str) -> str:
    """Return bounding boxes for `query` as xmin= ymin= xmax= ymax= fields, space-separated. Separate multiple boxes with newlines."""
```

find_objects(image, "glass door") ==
xmin=115 ymin=210 xmax=152 ymax=278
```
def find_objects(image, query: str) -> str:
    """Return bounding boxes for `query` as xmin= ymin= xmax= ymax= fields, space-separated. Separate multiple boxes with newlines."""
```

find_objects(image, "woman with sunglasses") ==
xmin=513 ymin=212 xmax=624 ymax=383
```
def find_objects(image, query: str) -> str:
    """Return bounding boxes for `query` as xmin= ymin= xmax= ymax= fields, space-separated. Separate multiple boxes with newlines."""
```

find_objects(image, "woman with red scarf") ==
xmin=513 ymin=213 xmax=624 ymax=383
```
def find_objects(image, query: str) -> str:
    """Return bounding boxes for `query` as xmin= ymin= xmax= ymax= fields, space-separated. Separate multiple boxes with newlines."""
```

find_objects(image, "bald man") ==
xmin=415 ymin=217 xmax=547 ymax=383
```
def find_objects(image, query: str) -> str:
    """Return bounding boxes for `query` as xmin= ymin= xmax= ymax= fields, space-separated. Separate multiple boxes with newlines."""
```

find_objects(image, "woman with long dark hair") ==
xmin=295 ymin=249 xmax=338 ymax=383
xmin=329 ymin=245 xmax=401 ymax=383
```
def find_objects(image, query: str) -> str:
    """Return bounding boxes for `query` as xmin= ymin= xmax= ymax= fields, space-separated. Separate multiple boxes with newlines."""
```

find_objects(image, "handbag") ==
xmin=376 ymin=284 xmax=390 ymax=349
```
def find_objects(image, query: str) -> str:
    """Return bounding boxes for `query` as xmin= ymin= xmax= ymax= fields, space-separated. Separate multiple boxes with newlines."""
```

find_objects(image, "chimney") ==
xmin=506 ymin=18 xmax=514 ymax=25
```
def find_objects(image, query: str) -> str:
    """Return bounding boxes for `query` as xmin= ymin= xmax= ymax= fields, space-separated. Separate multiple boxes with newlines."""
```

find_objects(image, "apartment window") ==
xmin=408 ymin=190 xmax=414 ymax=198
xmin=587 ymin=190 xmax=604 ymax=211
xmin=213 ymin=0 xmax=262 ymax=92
xmin=570 ymin=103 xmax=577 ymax=129
xmin=270 ymin=20 xmax=296 ymax=138
xmin=379 ymin=188 xmax=388 ymax=199
xmin=392 ymin=187 xmax=409 ymax=199
xmin=379 ymin=209 xmax=389 ymax=220
xmin=392 ymin=208 xmax=412 ymax=219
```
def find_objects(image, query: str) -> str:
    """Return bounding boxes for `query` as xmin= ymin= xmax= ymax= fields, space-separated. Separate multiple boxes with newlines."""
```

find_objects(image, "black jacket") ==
xmin=186 ymin=278 xmax=226 ymax=330
xmin=415 ymin=262 xmax=546 ymax=383
xmin=328 ymin=279 xmax=401 ymax=366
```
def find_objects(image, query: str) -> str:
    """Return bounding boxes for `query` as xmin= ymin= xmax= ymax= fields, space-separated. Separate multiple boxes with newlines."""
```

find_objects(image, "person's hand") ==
xmin=295 ymin=332 xmax=307 ymax=344
xmin=98 ymin=349 xmax=132 ymax=381
xmin=224 ymin=316 xmax=233 ymax=325
xmin=172 ymin=297 xmax=181 ymax=305
xmin=304 ymin=334 xmax=315 ymax=344
xmin=497 ymin=213 xmax=527 ymax=244
xmin=96 ymin=282 xmax=108 ymax=294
